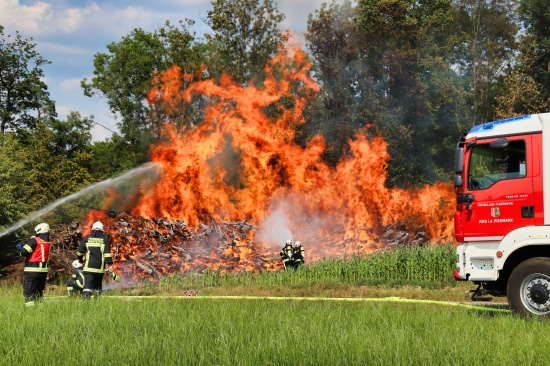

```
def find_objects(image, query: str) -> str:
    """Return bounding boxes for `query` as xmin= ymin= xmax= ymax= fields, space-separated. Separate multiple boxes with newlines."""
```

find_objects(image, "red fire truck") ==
xmin=453 ymin=112 xmax=550 ymax=316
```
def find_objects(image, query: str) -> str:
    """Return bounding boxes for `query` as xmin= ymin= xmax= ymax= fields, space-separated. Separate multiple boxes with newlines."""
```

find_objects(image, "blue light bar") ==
xmin=468 ymin=115 xmax=532 ymax=134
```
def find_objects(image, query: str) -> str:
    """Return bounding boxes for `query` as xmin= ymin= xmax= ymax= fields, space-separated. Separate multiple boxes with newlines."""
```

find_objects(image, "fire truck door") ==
xmin=460 ymin=136 xmax=535 ymax=241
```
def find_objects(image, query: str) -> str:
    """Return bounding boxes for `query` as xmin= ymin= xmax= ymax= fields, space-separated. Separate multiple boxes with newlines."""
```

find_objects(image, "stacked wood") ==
xmin=99 ymin=212 xmax=276 ymax=282
xmin=375 ymin=219 xmax=429 ymax=248
xmin=288 ymin=216 xmax=431 ymax=260
xmin=41 ymin=211 xmax=439 ymax=283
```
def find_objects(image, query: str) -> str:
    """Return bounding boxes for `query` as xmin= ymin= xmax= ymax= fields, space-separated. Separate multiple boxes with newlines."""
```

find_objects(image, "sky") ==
xmin=0 ymin=0 xmax=328 ymax=141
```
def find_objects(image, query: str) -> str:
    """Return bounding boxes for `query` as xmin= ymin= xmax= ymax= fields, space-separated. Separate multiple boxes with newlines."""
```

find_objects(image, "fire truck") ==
xmin=453 ymin=112 xmax=550 ymax=316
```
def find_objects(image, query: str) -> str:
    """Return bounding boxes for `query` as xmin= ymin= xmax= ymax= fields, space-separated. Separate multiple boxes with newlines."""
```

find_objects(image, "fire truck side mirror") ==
xmin=454 ymin=147 xmax=464 ymax=174
xmin=457 ymin=193 xmax=475 ymax=210
xmin=454 ymin=174 xmax=463 ymax=187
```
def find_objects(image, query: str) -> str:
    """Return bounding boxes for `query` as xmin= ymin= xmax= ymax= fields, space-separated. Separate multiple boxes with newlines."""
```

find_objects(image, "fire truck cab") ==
xmin=453 ymin=112 xmax=550 ymax=316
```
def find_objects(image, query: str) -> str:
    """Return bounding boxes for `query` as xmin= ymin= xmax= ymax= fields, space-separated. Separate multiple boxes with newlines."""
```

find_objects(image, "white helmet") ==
xmin=92 ymin=221 xmax=104 ymax=231
xmin=286 ymin=239 xmax=292 ymax=245
xmin=72 ymin=260 xmax=82 ymax=269
xmin=295 ymin=241 xmax=301 ymax=246
xmin=34 ymin=223 xmax=50 ymax=234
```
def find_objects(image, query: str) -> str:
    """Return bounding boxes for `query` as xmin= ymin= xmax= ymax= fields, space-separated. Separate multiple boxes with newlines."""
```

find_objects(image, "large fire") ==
xmin=84 ymin=43 xmax=456 ymax=282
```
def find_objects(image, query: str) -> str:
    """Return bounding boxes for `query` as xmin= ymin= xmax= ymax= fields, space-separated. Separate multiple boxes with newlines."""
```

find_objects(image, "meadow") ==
xmin=2 ymin=244 xmax=547 ymax=365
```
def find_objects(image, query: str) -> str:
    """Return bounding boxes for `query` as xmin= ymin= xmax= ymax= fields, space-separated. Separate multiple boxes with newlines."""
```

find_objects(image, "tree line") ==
xmin=1 ymin=0 xmax=549 ymax=263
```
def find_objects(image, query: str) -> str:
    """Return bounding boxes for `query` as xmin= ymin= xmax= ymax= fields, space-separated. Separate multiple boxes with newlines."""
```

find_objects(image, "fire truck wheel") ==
xmin=507 ymin=257 xmax=550 ymax=317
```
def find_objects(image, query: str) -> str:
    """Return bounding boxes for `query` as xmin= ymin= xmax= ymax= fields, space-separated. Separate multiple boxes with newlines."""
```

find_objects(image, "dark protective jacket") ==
xmin=292 ymin=244 xmax=305 ymax=265
xmin=20 ymin=233 xmax=51 ymax=273
xmin=77 ymin=230 xmax=113 ymax=274
xmin=280 ymin=243 xmax=294 ymax=267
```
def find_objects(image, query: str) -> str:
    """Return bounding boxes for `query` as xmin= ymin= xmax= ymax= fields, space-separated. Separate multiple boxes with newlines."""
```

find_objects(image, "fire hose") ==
xmin=43 ymin=295 xmax=511 ymax=313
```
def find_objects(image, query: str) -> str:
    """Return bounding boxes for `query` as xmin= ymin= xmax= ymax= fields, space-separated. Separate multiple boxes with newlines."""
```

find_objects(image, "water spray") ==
xmin=0 ymin=162 xmax=161 ymax=239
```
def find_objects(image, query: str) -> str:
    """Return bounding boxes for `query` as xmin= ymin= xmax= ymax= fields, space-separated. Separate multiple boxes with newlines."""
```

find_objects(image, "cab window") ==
xmin=468 ymin=140 xmax=526 ymax=190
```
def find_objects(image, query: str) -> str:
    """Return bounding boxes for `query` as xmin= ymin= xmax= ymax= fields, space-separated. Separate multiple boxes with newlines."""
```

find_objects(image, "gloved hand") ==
xmin=16 ymin=243 xmax=23 ymax=251
xmin=106 ymin=270 xmax=121 ymax=282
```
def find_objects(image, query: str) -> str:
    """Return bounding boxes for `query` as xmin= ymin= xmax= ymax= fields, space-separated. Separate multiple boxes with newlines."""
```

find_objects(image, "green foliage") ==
xmin=0 ymin=133 xmax=35 ymax=225
xmin=89 ymin=133 xmax=148 ymax=181
xmin=494 ymin=38 xmax=550 ymax=117
xmin=303 ymin=0 xmax=527 ymax=186
xmin=205 ymin=0 xmax=287 ymax=85
xmin=0 ymin=25 xmax=55 ymax=134
xmin=46 ymin=112 xmax=93 ymax=160
xmin=81 ymin=21 xmax=207 ymax=151
xmin=305 ymin=0 xmax=467 ymax=186
xmin=303 ymin=1 xmax=364 ymax=167
xmin=518 ymin=0 xmax=550 ymax=108
xmin=0 ymin=115 xmax=95 ymax=268
xmin=452 ymin=0 xmax=520 ymax=124
xmin=0 ymin=115 xmax=95 ymax=230
xmin=81 ymin=28 xmax=164 ymax=143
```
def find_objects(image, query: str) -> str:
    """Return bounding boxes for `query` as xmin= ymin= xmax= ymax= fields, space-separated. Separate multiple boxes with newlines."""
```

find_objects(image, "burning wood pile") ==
xmin=373 ymin=219 xmax=445 ymax=248
xmin=103 ymin=212 xmax=278 ymax=281
xmin=42 ymin=211 xmax=281 ymax=283
xmin=282 ymin=216 xmax=441 ymax=261
xmin=36 ymin=211 xmax=444 ymax=284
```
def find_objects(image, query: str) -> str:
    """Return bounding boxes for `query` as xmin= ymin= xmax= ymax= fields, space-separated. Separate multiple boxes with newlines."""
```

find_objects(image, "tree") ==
xmin=494 ymin=36 xmax=550 ymax=118
xmin=352 ymin=0 xmax=464 ymax=186
xmin=205 ymin=0 xmax=287 ymax=85
xmin=0 ymin=25 xmax=55 ymax=135
xmin=47 ymin=112 xmax=93 ymax=160
xmin=89 ymin=134 xmax=143 ymax=181
xmin=518 ymin=0 xmax=550 ymax=107
xmin=81 ymin=21 xmax=204 ymax=147
xmin=81 ymin=28 xmax=164 ymax=145
xmin=0 ymin=133 xmax=35 ymax=226
xmin=304 ymin=1 xmax=364 ymax=166
xmin=1 ymin=112 xmax=96 ymax=221
xmin=452 ymin=0 xmax=520 ymax=125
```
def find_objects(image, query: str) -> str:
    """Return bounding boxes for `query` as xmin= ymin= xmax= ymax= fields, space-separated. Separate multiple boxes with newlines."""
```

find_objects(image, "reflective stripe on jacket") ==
xmin=24 ymin=236 xmax=51 ymax=273
xmin=77 ymin=231 xmax=112 ymax=273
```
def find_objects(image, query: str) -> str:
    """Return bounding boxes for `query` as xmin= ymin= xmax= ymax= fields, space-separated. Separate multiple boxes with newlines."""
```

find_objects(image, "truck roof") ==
xmin=466 ymin=114 xmax=543 ymax=140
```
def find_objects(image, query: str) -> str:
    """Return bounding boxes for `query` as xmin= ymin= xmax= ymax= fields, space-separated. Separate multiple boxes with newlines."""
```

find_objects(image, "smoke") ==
xmin=257 ymin=206 xmax=293 ymax=249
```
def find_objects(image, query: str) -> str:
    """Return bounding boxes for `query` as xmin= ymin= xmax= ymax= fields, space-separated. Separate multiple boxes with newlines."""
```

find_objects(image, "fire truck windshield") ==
xmin=468 ymin=140 xmax=526 ymax=190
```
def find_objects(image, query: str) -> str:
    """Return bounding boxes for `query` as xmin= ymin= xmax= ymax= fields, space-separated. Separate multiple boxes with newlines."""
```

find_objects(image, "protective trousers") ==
xmin=82 ymin=272 xmax=104 ymax=299
xmin=23 ymin=273 xmax=47 ymax=306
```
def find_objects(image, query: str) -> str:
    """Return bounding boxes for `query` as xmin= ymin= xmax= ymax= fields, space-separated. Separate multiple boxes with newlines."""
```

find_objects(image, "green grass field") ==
xmin=1 ymin=292 xmax=548 ymax=366
xmin=2 ymin=244 xmax=545 ymax=365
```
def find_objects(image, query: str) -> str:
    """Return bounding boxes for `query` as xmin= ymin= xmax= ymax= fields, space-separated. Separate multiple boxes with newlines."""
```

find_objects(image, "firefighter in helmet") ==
xmin=77 ymin=221 xmax=113 ymax=299
xmin=67 ymin=260 xmax=85 ymax=296
xmin=280 ymin=239 xmax=294 ymax=269
xmin=292 ymin=240 xmax=305 ymax=268
xmin=17 ymin=223 xmax=51 ymax=306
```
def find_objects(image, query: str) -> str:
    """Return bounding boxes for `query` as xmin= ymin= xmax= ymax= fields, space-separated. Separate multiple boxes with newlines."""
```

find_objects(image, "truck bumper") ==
xmin=453 ymin=269 xmax=466 ymax=281
xmin=455 ymin=243 xmax=500 ymax=282
xmin=454 ymin=244 xmax=467 ymax=280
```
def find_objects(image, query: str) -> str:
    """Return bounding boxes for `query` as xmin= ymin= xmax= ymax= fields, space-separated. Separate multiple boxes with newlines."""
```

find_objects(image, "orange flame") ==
xmin=91 ymin=42 xmax=455 ymax=279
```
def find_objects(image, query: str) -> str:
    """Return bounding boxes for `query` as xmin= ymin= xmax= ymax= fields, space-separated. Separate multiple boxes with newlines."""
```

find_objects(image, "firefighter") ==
xmin=292 ymin=240 xmax=305 ymax=268
xmin=67 ymin=260 xmax=85 ymax=296
xmin=280 ymin=239 xmax=294 ymax=269
xmin=77 ymin=221 xmax=113 ymax=299
xmin=17 ymin=223 xmax=51 ymax=306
